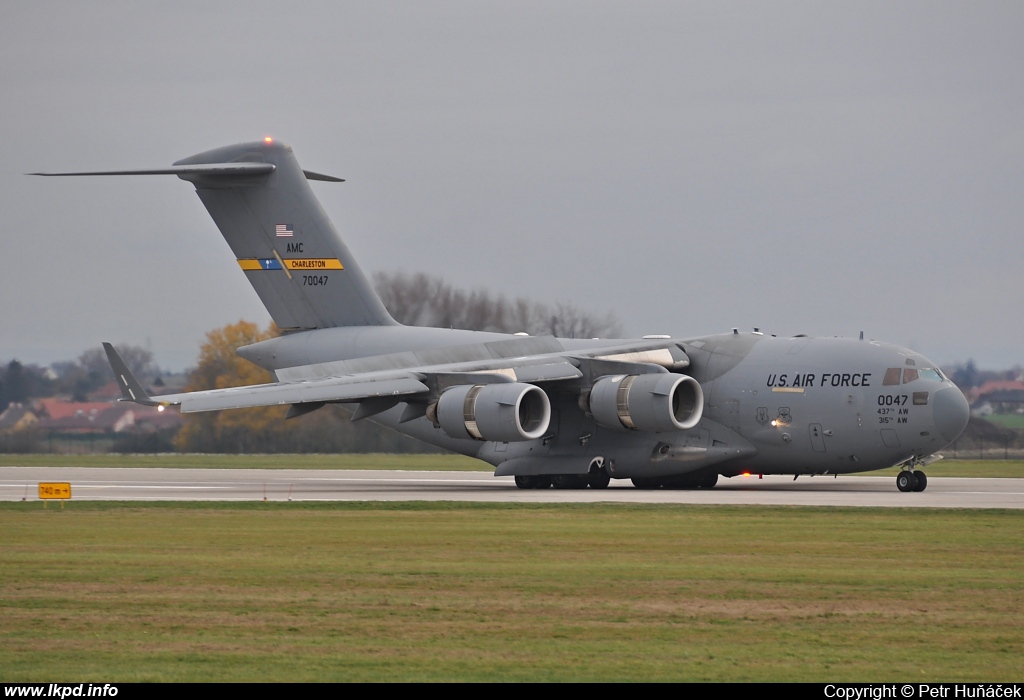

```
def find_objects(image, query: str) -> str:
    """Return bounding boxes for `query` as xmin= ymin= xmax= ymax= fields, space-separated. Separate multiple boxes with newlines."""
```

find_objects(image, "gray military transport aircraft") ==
xmin=34 ymin=138 xmax=970 ymax=492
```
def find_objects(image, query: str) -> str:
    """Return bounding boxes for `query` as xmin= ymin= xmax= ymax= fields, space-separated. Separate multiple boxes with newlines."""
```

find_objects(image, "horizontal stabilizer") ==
xmin=30 ymin=164 xmax=344 ymax=183
xmin=29 ymin=163 xmax=276 ymax=178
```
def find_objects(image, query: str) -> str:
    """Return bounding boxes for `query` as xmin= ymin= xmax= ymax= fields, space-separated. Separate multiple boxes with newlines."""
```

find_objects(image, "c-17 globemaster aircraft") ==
xmin=34 ymin=138 xmax=970 ymax=492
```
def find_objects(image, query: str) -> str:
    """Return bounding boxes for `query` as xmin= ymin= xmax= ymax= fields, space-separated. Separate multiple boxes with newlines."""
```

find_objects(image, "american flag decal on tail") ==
xmin=276 ymin=224 xmax=294 ymax=237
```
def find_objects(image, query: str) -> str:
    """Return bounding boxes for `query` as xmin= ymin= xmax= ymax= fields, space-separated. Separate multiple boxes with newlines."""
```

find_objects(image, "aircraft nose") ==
xmin=933 ymin=386 xmax=970 ymax=443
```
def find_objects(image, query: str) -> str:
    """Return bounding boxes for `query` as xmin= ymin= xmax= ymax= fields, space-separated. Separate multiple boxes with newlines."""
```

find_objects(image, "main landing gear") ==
xmin=514 ymin=458 xmax=611 ymax=490
xmin=631 ymin=471 xmax=719 ymax=490
xmin=514 ymin=474 xmax=552 ymax=489
xmin=896 ymin=469 xmax=928 ymax=493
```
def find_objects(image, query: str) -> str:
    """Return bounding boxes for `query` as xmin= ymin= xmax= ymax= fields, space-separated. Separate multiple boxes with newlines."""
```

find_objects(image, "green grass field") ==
xmin=3 ymin=453 xmax=1024 ymax=478
xmin=1 ymin=502 xmax=1022 ymax=681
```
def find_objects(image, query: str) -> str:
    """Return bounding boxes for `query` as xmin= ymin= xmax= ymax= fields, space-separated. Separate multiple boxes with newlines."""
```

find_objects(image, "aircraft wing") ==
xmin=105 ymin=339 xmax=685 ymax=414
xmin=105 ymin=343 xmax=589 ymax=414
xmin=105 ymin=343 xmax=428 ymax=412
xmin=165 ymin=375 xmax=429 ymax=413
xmin=171 ymin=361 xmax=584 ymax=414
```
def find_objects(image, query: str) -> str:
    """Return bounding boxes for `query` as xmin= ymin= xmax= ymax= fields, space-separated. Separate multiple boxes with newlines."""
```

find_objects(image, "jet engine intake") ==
xmin=434 ymin=383 xmax=551 ymax=442
xmin=589 ymin=373 xmax=703 ymax=432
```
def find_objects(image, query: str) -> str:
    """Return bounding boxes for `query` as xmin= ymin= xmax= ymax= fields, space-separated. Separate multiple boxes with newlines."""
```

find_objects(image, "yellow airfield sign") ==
xmin=39 ymin=482 xmax=71 ymax=499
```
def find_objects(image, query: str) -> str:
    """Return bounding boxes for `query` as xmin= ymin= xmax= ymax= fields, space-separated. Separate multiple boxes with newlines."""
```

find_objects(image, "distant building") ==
xmin=968 ymin=380 xmax=1024 ymax=415
xmin=0 ymin=403 xmax=39 ymax=432
xmin=89 ymin=377 xmax=189 ymax=402
xmin=87 ymin=381 xmax=125 ymax=402
xmin=31 ymin=399 xmax=182 ymax=435
xmin=34 ymin=398 xmax=112 ymax=422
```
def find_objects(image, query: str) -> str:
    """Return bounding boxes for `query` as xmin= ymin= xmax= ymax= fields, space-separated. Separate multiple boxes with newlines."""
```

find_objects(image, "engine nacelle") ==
xmin=589 ymin=373 xmax=703 ymax=432
xmin=434 ymin=383 xmax=551 ymax=442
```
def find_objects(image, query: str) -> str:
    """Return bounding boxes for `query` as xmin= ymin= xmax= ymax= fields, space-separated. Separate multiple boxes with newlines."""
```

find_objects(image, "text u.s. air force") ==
xmin=766 ymin=372 xmax=872 ymax=388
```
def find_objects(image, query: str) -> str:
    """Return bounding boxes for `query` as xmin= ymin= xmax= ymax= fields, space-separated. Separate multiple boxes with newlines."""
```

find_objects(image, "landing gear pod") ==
xmin=434 ymin=383 xmax=551 ymax=442
xmin=589 ymin=374 xmax=703 ymax=432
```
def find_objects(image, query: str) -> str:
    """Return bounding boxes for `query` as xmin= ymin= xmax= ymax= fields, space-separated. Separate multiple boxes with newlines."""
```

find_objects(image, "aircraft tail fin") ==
xmin=174 ymin=140 xmax=396 ymax=330
xmin=35 ymin=140 xmax=396 ymax=331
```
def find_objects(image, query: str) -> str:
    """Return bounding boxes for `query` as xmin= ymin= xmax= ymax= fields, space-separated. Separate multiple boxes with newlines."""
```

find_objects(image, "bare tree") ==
xmin=56 ymin=345 xmax=158 ymax=401
xmin=373 ymin=271 xmax=622 ymax=338
xmin=79 ymin=345 xmax=157 ymax=380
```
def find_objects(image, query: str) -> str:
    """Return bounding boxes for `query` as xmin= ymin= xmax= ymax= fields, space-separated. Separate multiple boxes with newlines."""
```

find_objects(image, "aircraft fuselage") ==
xmin=247 ymin=325 xmax=968 ymax=483
xmin=690 ymin=332 xmax=967 ymax=478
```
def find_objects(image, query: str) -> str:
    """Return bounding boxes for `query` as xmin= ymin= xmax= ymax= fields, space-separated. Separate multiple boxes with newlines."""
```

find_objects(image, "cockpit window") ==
xmin=886 ymin=366 xmax=942 ymax=384
xmin=900 ymin=368 xmax=942 ymax=383
xmin=883 ymin=368 xmax=902 ymax=386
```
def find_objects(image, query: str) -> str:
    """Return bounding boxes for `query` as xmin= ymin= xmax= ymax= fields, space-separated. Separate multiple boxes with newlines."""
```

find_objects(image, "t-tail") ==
xmin=31 ymin=139 xmax=396 ymax=331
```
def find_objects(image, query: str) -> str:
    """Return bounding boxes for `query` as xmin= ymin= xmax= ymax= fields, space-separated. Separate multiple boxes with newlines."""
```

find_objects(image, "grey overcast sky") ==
xmin=2 ymin=1 xmax=1022 ymax=371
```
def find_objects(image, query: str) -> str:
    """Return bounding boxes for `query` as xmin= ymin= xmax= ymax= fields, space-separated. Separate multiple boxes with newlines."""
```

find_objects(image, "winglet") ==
xmin=102 ymin=342 xmax=162 ymax=406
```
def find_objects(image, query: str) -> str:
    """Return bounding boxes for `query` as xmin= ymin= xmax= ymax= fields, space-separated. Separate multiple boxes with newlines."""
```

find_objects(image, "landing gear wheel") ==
xmin=698 ymin=472 xmax=719 ymax=489
xmin=912 ymin=470 xmax=928 ymax=492
xmin=515 ymin=475 xmax=537 ymax=490
xmin=587 ymin=458 xmax=611 ymax=489
xmin=631 ymin=477 xmax=661 ymax=489
xmin=587 ymin=469 xmax=611 ymax=489
xmin=551 ymin=474 xmax=588 ymax=489
xmin=896 ymin=471 xmax=919 ymax=493
xmin=533 ymin=476 xmax=552 ymax=489
xmin=661 ymin=475 xmax=699 ymax=489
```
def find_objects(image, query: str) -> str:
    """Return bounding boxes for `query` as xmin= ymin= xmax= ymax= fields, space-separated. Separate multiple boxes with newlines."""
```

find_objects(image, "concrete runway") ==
xmin=2 ymin=466 xmax=1024 ymax=508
